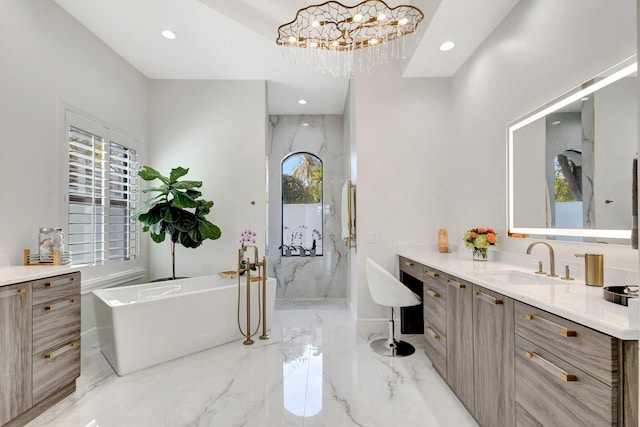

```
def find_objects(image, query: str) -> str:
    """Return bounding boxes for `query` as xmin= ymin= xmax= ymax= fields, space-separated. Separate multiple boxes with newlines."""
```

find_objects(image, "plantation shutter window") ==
xmin=108 ymin=140 xmax=138 ymax=261
xmin=68 ymin=126 xmax=106 ymax=265
xmin=66 ymin=112 xmax=139 ymax=266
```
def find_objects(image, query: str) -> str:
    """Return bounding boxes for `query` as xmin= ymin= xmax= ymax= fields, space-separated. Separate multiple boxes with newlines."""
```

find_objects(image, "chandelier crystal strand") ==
xmin=276 ymin=0 xmax=424 ymax=77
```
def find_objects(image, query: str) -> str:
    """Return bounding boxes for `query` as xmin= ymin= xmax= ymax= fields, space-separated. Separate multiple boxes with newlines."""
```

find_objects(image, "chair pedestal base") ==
xmin=370 ymin=308 xmax=416 ymax=357
xmin=370 ymin=338 xmax=416 ymax=357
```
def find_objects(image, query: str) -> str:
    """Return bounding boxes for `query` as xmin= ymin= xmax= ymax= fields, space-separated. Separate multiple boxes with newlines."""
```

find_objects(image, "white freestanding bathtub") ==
xmin=93 ymin=275 xmax=276 ymax=376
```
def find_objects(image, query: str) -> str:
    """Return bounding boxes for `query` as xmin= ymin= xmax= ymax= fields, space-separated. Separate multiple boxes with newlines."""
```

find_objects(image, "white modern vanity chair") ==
xmin=366 ymin=257 xmax=421 ymax=357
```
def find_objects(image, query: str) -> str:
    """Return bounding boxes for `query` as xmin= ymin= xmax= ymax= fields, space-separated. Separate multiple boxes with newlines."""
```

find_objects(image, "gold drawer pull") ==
xmin=447 ymin=279 xmax=465 ymax=289
xmin=525 ymin=351 xmax=577 ymax=382
xmin=44 ymin=275 xmax=77 ymax=287
xmin=44 ymin=298 xmax=77 ymax=311
xmin=404 ymin=261 xmax=414 ymax=267
xmin=0 ymin=288 xmax=27 ymax=299
xmin=44 ymin=342 xmax=78 ymax=359
xmin=525 ymin=314 xmax=577 ymax=337
xmin=426 ymin=326 xmax=440 ymax=340
xmin=425 ymin=270 xmax=439 ymax=278
xmin=474 ymin=291 xmax=503 ymax=305
xmin=425 ymin=289 xmax=440 ymax=299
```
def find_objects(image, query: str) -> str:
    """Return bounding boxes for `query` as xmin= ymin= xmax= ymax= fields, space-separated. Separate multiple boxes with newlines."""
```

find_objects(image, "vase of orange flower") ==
xmin=463 ymin=228 xmax=498 ymax=261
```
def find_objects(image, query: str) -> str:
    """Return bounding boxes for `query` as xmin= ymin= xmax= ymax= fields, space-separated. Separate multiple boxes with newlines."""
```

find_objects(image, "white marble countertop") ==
xmin=0 ymin=265 xmax=81 ymax=287
xmin=397 ymin=248 xmax=639 ymax=340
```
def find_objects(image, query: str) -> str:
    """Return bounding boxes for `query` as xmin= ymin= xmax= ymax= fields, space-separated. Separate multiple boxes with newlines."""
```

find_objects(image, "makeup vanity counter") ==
xmin=0 ymin=265 xmax=81 ymax=427
xmin=397 ymin=249 xmax=638 ymax=427
xmin=397 ymin=249 xmax=637 ymax=339
xmin=0 ymin=265 xmax=80 ymax=287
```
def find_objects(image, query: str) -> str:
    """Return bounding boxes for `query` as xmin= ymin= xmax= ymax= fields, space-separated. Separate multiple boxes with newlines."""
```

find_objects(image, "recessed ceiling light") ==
xmin=301 ymin=122 xmax=310 ymax=127
xmin=551 ymin=120 xmax=561 ymax=125
xmin=161 ymin=30 xmax=177 ymax=40
xmin=439 ymin=41 xmax=455 ymax=52
xmin=298 ymin=99 xmax=308 ymax=105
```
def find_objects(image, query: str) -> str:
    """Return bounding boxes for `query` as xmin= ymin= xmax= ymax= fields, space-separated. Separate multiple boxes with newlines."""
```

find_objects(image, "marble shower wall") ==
xmin=268 ymin=115 xmax=347 ymax=298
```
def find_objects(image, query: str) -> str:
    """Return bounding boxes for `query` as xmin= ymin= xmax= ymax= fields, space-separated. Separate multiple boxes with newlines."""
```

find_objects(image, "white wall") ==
xmin=353 ymin=62 xmax=453 ymax=330
xmin=352 ymin=0 xmax=637 ymax=330
xmin=0 ymin=0 xmax=148 ymax=267
xmin=344 ymin=81 xmax=358 ymax=314
xmin=0 ymin=0 xmax=148 ymax=342
xmin=147 ymin=80 xmax=267 ymax=279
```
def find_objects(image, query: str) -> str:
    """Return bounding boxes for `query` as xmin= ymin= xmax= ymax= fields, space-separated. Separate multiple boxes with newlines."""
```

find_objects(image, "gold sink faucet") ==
xmin=526 ymin=241 xmax=558 ymax=277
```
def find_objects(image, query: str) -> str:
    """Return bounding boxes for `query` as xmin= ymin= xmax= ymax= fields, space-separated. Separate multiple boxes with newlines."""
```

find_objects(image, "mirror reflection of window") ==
xmin=281 ymin=153 xmax=323 ymax=256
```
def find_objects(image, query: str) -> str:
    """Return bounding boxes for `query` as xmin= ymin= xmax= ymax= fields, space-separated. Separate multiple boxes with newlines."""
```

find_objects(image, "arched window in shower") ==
xmin=281 ymin=152 xmax=323 ymax=256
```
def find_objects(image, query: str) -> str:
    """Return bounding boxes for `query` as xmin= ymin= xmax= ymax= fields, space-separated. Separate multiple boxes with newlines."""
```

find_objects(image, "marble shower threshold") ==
xmin=274 ymin=297 xmax=349 ymax=311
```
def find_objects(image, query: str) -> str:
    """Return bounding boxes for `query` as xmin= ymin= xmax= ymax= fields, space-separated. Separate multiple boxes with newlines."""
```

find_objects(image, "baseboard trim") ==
xmin=356 ymin=318 xmax=388 ymax=334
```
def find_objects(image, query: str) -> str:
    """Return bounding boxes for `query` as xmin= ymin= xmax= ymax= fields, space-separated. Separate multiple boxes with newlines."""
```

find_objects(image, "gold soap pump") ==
xmin=574 ymin=253 xmax=604 ymax=287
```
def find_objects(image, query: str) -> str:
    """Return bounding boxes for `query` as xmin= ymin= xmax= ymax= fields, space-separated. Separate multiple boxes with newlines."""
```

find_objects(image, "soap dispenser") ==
xmin=574 ymin=253 xmax=604 ymax=286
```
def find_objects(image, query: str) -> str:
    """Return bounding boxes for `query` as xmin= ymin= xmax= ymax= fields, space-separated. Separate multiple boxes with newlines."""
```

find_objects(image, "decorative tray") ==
xmin=23 ymin=249 xmax=71 ymax=266
xmin=603 ymin=286 xmax=639 ymax=306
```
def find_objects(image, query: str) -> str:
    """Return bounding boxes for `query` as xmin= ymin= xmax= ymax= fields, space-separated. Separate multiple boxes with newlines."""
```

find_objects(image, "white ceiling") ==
xmin=52 ymin=0 xmax=520 ymax=114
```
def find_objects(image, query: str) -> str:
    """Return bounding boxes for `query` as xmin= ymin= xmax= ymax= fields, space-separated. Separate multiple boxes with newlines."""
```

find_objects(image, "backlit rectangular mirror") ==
xmin=508 ymin=56 xmax=637 ymax=244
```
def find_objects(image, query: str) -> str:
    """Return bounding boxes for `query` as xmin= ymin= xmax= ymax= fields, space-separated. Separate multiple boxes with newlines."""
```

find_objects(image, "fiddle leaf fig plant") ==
xmin=133 ymin=166 xmax=221 ymax=279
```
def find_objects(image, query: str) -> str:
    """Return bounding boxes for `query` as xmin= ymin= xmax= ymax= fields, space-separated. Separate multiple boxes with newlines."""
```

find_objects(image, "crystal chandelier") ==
xmin=276 ymin=0 xmax=424 ymax=76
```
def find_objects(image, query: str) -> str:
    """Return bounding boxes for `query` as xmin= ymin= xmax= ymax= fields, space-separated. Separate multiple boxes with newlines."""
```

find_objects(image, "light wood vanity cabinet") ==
xmin=422 ymin=267 xmax=447 ymax=378
xmin=0 ymin=271 xmax=81 ymax=427
xmin=31 ymin=273 xmax=81 ymax=405
xmin=406 ymin=255 xmax=638 ymax=427
xmin=445 ymin=275 xmax=475 ymax=414
xmin=0 ymin=283 xmax=32 ymax=426
xmin=514 ymin=301 xmax=637 ymax=426
xmin=472 ymin=285 xmax=515 ymax=427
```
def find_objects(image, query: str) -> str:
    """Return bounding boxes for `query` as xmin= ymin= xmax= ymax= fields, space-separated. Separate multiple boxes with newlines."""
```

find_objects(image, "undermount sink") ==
xmin=469 ymin=269 xmax=560 ymax=285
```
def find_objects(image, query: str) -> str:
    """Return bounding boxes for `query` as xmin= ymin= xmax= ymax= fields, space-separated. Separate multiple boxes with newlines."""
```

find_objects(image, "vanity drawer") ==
xmin=423 ymin=267 xmax=446 ymax=296
xmin=515 ymin=403 xmax=541 ymax=427
xmin=514 ymin=301 xmax=617 ymax=386
xmin=399 ymin=257 xmax=423 ymax=281
xmin=423 ymin=283 xmax=445 ymax=333
xmin=32 ymin=295 xmax=81 ymax=355
xmin=32 ymin=272 xmax=80 ymax=305
xmin=32 ymin=340 xmax=81 ymax=405
xmin=515 ymin=335 xmax=616 ymax=426
xmin=424 ymin=323 xmax=446 ymax=378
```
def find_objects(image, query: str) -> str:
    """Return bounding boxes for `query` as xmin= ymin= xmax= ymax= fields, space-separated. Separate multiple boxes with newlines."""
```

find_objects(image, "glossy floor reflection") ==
xmin=27 ymin=308 xmax=478 ymax=427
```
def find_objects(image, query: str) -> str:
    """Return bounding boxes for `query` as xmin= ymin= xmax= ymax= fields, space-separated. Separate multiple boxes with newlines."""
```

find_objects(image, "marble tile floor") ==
xmin=27 ymin=308 xmax=478 ymax=427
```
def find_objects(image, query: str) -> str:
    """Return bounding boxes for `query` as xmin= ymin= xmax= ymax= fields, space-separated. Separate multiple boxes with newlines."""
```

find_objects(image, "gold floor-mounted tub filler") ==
xmin=236 ymin=245 xmax=269 ymax=345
